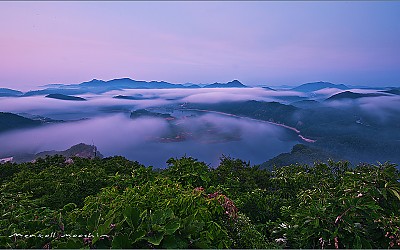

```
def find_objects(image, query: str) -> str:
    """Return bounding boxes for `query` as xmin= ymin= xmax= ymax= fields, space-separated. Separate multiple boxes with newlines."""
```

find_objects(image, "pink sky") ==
xmin=1 ymin=1 xmax=400 ymax=90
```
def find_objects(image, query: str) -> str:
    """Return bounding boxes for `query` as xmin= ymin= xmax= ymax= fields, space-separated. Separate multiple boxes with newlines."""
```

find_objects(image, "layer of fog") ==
xmin=313 ymin=87 xmax=385 ymax=96
xmin=0 ymin=113 xmax=298 ymax=167
xmin=323 ymin=95 xmax=400 ymax=123
xmin=2 ymin=87 xmax=387 ymax=119
xmin=0 ymin=88 xmax=307 ymax=120
xmin=1 ymin=86 xmax=399 ymax=131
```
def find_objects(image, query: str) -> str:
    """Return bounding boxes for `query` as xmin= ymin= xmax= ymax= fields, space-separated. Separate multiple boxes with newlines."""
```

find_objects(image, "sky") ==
xmin=1 ymin=1 xmax=400 ymax=90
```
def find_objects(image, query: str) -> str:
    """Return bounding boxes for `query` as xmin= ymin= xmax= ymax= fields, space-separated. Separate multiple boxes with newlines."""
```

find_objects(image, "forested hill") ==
xmin=185 ymin=100 xmax=400 ymax=165
xmin=1 ymin=155 xmax=399 ymax=249
xmin=186 ymin=100 xmax=299 ymax=126
xmin=0 ymin=112 xmax=42 ymax=133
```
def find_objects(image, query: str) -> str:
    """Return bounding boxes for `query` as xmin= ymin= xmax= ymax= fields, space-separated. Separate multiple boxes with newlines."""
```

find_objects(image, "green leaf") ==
xmin=98 ymin=217 xmax=113 ymax=235
xmin=164 ymin=220 xmax=180 ymax=235
xmin=112 ymin=233 xmax=131 ymax=249
xmin=194 ymin=239 xmax=209 ymax=249
xmin=353 ymin=235 xmax=362 ymax=249
xmin=123 ymin=206 xmax=140 ymax=228
xmin=151 ymin=209 xmax=166 ymax=225
xmin=87 ymin=211 xmax=100 ymax=231
xmin=389 ymin=188 xmax=400 ymax=201
xmin=314 ymin=218 xmax=319 ymax=228
xmin=382 ymin=189 xmax=388 ymax=199
xmin=360 ymin=236 xmax=372 ymax=249
xmin=162 ymin=235 xmax=178 ymax=248
xmin=164 ymin=208 xmax=174 ymax=219
xmin=62 ymin=203 xmax=77 ymax=212
xmin=200 ymin=174 xmax=210 ymax=183
xmin=130 ymin=229 xmax=146 ymax=243
xmin=93 ymin=217 xmax=114 ymax=244
xmin=146 ymin=231 xmax=164 ymax=246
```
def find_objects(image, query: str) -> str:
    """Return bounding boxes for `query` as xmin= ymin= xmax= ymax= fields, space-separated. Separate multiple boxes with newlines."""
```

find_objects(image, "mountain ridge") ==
xmin=45 ymin=93 xmax=87 ymax=101
xmin=0 ymin=88 xmax=23 ymax=97
xmin=292 ymin=81 xmax=349 ymax=92
xmin=326 ymin=91 xmax=388 ymax=101
xmin=3 ymin=79 xmax=397 ymax=97
xmin=0 ymin=112 xmax=42 ymax=133
xmin=203 ymin=80 xmax=247 ymax=88
xmin=21 ymin=78 xmax=249 ymax=96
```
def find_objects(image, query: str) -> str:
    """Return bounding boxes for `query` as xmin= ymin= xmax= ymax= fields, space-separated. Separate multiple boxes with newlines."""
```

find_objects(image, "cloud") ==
xmin=357 ymin=95 xmax=400 ymax=123
xmin=313 ymin=88 xmax=345 ymax=96
xmin=0 ymin=88 xmax=308 ymax=119
xmin=0 ymin=112 xmax=298 ymax=167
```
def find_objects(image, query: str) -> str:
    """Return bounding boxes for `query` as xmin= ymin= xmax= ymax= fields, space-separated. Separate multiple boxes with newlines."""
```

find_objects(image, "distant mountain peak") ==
xmin=109 ymin=77 xmax=135 ymax=82
xmin=292 ymin=81 xmax=349 ymax=92
xmin=326 ymin=91 xmax=388 ymax=101
xmin=204 ymin=80 xmax=247 ymax=88
xmin=80 ymin=79 xmax=106 ymax=86
xmin=228 ymin=79 xmax=241 ymax=84
xmin=90 ymin=78 xmax=103 ymax=82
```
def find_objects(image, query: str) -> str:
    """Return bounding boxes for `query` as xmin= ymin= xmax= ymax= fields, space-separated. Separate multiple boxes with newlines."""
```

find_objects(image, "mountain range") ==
xmin=4 ymin=79 xmax=391 ymax=97
xmin=1 ymin=77 xmax=400 ymax=166
xmin=20 ymin=78 xmax=248 ymax=96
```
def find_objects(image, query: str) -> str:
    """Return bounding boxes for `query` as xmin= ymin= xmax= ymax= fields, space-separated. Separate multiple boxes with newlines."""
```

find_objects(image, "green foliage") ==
xmin=55 ymin=177 xmax=233 ymax=248
xmin=210 ymin=156 xmax=271 ymax=197
xmin=0 ymin=155 xmax=399 ymax=249
xmin=271 ymin=162 xmax=400 ymax=249
xmin=164 ymin=156 xmax=211 ymax=187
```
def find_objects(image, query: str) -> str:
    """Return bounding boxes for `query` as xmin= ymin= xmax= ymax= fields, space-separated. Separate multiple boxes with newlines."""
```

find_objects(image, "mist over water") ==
xmin=0 ymin=88 xmax=304 ymax=120
xmin=1 ymin=87 xmax=399 ymax=166
xmin=0 ymin=113 xmax=298 ymax=167
xmin=0 ymin=88 xmax=302 ymax=166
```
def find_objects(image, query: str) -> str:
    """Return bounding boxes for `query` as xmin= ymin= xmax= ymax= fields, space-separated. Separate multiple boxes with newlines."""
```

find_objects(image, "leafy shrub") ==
xmin=1 ymin=155 xmax=399 ymax=249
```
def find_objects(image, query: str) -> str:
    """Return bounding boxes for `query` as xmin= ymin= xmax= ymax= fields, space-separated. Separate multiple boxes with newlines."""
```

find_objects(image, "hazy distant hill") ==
xmin=292 ymin=81 xmax=349 ymax=92
xmin=113 ymin=94 xmax=158 ymax=100
xmin=35 ymin=143 xmax=103 ymax=160
xmin=381 ymin=88 xmax=400 ymax=95
xmin=262 ymin=86 xmax=275 ymax=91
xmin=204 ymin=80 xmax=248 ymax=88
xmin=79 ymin=78 xmax=183 ymax=89
xmin=0 ymin=112 xmax=42 ymax=133
xmin=0 ymin=88 xmax=23 ymax=97
xmin=326 ymin=91 xmax=388 ymax=101
xmin=22 ymin=78 xmax=251 ymax=96
xmin=261 ymin=144 xmax=339 ymax=170
xmin=290 ymin=99 xmax=322 ymax=109
xmin=130 ymin=109 xmax=174 ymax=119
xmin=8 ymin=143 xmax=103 ymax=163
xmin=45 ymin=93 xmax=87 ymax=101
xmin=187 ymin=100 xmax=299 ymax=127
xmin=186 ymin=99 xmax=400 ymax=165
xmin=23 ymin=88 xmax=88 ymax=96
xmin=274 ymin=95 xmax=308 ymax=103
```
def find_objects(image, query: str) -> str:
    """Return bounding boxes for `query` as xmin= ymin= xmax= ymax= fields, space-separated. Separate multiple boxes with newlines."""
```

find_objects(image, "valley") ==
xmin=1 ymin=80 xmax=399 ymax=168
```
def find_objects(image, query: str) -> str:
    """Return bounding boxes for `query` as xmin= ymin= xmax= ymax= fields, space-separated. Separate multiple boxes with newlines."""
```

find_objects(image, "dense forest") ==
xmin=0 ymin=155 xmax=399 ymax=248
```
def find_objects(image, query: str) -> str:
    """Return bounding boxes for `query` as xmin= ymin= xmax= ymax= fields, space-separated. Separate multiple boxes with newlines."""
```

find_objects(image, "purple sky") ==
xmin=1 ymin=1 xmax=400 ymax=90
